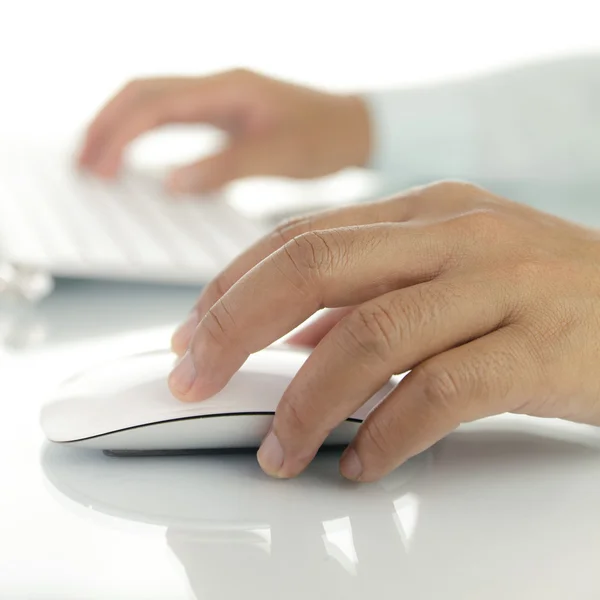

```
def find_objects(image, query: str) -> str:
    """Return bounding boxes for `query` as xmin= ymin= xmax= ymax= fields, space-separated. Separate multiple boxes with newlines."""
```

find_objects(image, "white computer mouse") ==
xmin=40 ymin=347 xmax=400 ymax=453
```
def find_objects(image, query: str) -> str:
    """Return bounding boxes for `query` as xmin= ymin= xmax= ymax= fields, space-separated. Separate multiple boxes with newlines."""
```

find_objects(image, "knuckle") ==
xmin=427 ymin=179 xmax=483 ymax=202
xmin=200 ymin=300 xmax=235 ymax=349
xmin=139 ymin=98 xmax=170 ymax=127
xmin=122 ymin=101 xmax=164 ymax=133
xmin=271 ymin=216 xmax=313 ymax=248
xmin=380 ymin=191 xmax=419 ymax=220
xmin=402 ymin=179 xmax=498 ymax=217
xmin=412 ymin=363 xmax=463 ymax=414
xmin=391 ymin=290 xmax=430 ymax=333
xmin=339 ymin=303 xmax=398 ymax=362
xmin=122 ymin=78 xmax=146 ymax=97
xmin=283 ymin=231 xmax=336 ymax=277
xmin=446 ymin=208 xmax=504 ymax=240
xmin=228 ymin=67 xmax=255 ymax=82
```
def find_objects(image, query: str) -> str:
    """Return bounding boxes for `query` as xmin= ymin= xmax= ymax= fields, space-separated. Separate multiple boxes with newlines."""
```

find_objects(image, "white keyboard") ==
xmin=0 ymin=145 xmax=267 ymax=288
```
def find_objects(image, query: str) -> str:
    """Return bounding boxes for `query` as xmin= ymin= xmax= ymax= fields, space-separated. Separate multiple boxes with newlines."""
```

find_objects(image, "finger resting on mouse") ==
xmin=341 ymin=328 xmax=534 ymax=481
xmin=256 ymin=278 xmax=510 ymax=479
xmin=168 ymin=222 xmax=456 ymax=402
xmin=169 ymin=198 xmax=412 ymax=357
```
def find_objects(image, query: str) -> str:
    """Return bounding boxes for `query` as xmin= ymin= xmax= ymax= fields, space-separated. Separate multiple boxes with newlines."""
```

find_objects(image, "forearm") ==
xmin=363 ymin=55 xmax=600 ymax=189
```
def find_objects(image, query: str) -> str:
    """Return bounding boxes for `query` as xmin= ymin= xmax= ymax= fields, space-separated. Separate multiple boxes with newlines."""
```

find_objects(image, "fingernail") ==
xmin=169 ymin=168 xmax=203 ymax=193
xmin=257 ymin=431 xmax=284 ymax=476
xmin=168 ymin=351 xmax=197 ymax=397
xmin=171 ymin=310 xmax=198 ymax=354
xmin=340 ymin=448 xmax=363 ymax=481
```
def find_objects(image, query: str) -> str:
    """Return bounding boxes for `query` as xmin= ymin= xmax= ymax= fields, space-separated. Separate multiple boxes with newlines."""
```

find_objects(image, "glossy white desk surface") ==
xmin=2 ymin=2 xmax=600 ymax=595
xmin=1 ymin=280 xmax=600 ymax=600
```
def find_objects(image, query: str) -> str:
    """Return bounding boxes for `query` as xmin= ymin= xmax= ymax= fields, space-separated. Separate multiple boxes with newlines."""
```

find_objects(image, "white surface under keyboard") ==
xmin=0 ymin=147 xmax=266 ymax=284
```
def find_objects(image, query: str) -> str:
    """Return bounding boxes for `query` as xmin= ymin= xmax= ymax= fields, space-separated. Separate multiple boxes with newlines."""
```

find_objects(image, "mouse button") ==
xmin=42 ymin=376 xmax=182 ymax=442
xmin=56 ymin=350 xmax=175 ymax=398
xmin=199 ymin=369 xmax=293 ymax=414
xmin=243 ymin=347 xmax=308 ymax=377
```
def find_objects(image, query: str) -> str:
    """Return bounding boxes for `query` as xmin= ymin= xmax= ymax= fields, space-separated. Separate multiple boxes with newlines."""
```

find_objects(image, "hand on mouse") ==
xmin=78 ymin=70 xmax=370 ymax=194
xmin=168 ymin=181 xmax=600 ymax=482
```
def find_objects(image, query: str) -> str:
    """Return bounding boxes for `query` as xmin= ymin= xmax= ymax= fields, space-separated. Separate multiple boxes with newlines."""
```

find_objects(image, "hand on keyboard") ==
xmin=0 ymin=147 xmax=266 ymax=283
xmin=78 ymin=70 xmax=370 ymax=194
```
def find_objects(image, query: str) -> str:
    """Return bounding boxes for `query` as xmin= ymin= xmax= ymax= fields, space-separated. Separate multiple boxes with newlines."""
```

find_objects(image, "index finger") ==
xmin=171 ymin=181 xmax=495 ymax=355
xmin=167 ymin=221 xmax=457 ymax=402
xmin=171 ymin=196 xmax=412 ymax=355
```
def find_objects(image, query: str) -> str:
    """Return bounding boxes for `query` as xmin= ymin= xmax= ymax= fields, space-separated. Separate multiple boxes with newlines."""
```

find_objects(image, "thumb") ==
xmin=167 ymin=137 xmax=288 ymax=194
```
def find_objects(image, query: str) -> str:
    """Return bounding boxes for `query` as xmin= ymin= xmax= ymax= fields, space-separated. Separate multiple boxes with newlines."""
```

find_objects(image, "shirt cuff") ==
xmin=361 ymin=86 xmax=479 ymax=189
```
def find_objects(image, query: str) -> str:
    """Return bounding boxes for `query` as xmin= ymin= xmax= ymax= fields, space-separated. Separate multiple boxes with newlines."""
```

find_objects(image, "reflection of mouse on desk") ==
xmin=41 ymin=441 xmax=426 ymax=600
xmin=40 ymin=347 xmax=399 ymax=453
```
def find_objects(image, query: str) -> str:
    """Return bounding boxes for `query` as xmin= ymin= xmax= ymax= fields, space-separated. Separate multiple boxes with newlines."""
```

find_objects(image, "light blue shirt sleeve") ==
xmin=361 ymin=55 xmax=600 ymax=195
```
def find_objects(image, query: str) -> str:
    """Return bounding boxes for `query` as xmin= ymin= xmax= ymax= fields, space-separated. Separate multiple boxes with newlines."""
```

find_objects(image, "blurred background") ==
xmin=2 ymin=3 xmax=600 ymax=597
xmin=1 ymin=0 xmax=598 ymax=135
xmin=0 ymin=0 xmax=599 ymax=351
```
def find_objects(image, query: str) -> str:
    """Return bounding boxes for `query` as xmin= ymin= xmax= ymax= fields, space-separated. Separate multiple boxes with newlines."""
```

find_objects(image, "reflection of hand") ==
xmin=78 ymin=70 xmax=370 ymax=193
xmin=168 ymin=181 xmax=600 ymax=482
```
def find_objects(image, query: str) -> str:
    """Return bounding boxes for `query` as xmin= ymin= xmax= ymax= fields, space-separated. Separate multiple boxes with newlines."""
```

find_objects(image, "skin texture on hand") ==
xmin=78 ymin=69 xmax=371 ymax=193
xmin=168 ymin=181 xmax=600 ymax=482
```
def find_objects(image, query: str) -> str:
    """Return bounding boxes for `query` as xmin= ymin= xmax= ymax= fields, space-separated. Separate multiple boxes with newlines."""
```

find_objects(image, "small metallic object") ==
xmin=0 ymin=263 xmax=52 ymax=349
xmin=0 ymin=262 xmax=54 ymax=302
